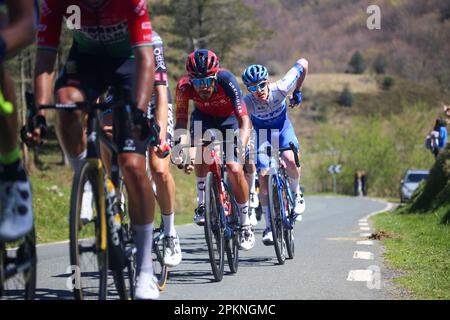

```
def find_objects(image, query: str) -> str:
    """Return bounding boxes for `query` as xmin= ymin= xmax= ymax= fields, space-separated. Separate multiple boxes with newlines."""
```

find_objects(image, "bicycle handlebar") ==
xmin=266 ymin=142 xmax=300 ymax=168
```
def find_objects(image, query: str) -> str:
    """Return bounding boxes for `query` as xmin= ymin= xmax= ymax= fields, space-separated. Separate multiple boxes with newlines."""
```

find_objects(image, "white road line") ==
xmin=360 ymin=233 xmax=372 ymax=237
xmin=359 ymin=219 xmax=368 ymax=223
xmin=360 ymin=227 xmax=371 ymax=231
xmin=353 ymin=251 xmax=374 ymax=260
xmin=347 ymin=270 xmax=374 ymax=282
xmin=359 ymin=222 xmax=369 ymax=226
xmin=357 ymin=240 xmax=374 ymax=245
xmin=362 ymin=201 xmax=394 ymax=220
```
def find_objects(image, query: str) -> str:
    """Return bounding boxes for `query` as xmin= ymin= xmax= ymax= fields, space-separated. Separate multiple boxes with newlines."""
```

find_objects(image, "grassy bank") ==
xmin=371 ymin=145 xmax=450 ymax=299
xmin=372 ymin=207 xmax=450 ymax=299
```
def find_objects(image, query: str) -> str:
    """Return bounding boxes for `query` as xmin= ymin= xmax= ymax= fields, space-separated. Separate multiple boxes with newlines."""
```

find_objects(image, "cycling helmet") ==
xmin=186 ymin=49 xmax=219 ymax=78
xmin=242 ymin=64 xmax=268 ymax=86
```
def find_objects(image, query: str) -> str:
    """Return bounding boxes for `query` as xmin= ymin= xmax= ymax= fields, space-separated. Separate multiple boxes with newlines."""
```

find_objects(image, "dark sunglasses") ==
xmin=247 ymin=81 xmax=268 ymax=93
xmin=190 ymin=76 xmax=216 ymax=88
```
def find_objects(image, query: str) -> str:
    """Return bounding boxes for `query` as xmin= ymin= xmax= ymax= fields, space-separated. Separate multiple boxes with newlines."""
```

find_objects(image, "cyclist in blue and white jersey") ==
xmin=242 ymin=58 xmax=308 ymax=245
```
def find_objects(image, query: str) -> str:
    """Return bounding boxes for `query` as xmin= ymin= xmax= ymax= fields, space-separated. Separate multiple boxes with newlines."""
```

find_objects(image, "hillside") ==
xmin=243 ymin=0 xmax=450 ymax=91
xmin=288 ymin=73 xmax=448 ymax=196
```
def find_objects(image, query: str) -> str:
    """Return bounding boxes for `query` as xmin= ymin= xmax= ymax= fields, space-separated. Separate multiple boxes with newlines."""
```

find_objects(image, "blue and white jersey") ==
xmin=243 ymin=63 xmax=303 ymax=130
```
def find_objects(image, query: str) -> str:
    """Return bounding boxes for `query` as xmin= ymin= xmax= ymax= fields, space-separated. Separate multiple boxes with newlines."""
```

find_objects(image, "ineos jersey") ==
xmin=243 ymin=63 xmax=303 ymax=129
xmin=37 ymin=0 xmax=153 ymax=58
xmin=175 ymin=68 xmax=247 ymax=122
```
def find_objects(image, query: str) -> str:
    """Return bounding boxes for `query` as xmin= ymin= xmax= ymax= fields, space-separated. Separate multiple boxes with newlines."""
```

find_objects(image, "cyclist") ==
xmin=175 ymin=49 xmax=255 ymax=251
xmin=0 ymin=0 xmax=37 ymax=242
xmin=27 ymin=0 xmax=160 ymax=299
xmin=241 ymin=59 xmax=308 ymax=245
xmin=99 ymin=31 xmax=182 ymax=268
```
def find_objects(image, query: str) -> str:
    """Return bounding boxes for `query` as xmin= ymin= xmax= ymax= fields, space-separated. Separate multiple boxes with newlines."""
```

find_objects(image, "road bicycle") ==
xmin=0 ymin=91 xmax=37 ymax=300
xmin=266 ymin=142 xmax=301 ymax=264
xmin=177 ymin=138 xmax=241 ymax=282
xmin=25 ymin=89 xmax=158 ymax=299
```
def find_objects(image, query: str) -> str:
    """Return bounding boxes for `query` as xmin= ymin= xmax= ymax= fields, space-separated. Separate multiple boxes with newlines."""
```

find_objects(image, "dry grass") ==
xmin=303 ymin=73 xmax=379 ymax=94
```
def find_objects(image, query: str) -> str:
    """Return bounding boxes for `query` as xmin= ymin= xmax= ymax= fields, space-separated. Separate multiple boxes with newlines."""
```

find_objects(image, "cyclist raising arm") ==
xmin=28 ymin=0 xmax=159 ymax=299
xmin=242 ymin=58 xmax=308 ymax=245
xmin=175 ymin=50 xmax=255 ymax=250
xmin=0 ymin=0 xmax=37 ymax=241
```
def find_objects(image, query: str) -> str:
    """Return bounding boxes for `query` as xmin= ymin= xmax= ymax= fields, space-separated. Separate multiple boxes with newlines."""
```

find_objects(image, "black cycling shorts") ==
xmin=55 ymin=43 xmax=147 ymax=155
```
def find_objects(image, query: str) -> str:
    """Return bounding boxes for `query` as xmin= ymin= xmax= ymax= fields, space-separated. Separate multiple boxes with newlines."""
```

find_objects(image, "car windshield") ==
xmin=406 ymin=173 xmax=428 ymax=183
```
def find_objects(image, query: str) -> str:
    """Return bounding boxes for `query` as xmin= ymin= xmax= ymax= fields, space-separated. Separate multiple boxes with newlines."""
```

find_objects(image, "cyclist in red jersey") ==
xmin=27 ymin=0 xmax=159 ymax=300
xmin=175 ymin=49 xmax=255 ymax=251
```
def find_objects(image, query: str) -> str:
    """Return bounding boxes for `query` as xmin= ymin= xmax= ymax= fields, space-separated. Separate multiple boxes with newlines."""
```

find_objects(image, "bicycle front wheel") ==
xmin=69 ymin=162 xmax=108 ymax=300
xmin=204 ymin=172 xmax=224 ymax=282
xmin=0 ymin=228 xmax=37 ymax=300
xmin=268 ymin=174 xmax=286 ymax=265
xmin=225 ymin=204 xmax=239 ymax=274
xmin=223 ymin=172 xmax=238 ymax=274
xmin=153 ymin=226 xmax=168 ymax=291
xmin=284 ymin=191 xmax=295 ymax=260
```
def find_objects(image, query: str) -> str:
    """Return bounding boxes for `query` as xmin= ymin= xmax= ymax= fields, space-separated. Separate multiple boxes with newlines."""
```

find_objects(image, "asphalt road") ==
xmin=32 ymin=196 xmax=394 ymax=300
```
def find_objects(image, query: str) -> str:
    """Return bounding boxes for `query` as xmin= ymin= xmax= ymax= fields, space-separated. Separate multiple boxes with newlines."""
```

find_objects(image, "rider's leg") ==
xmin=119 ymin=153 xmax=155 ymax=273
xmin=245 ymin=163 xmax=258 ymax=208
xmin=149 ymin=152 xmax=176 ymax=234
xmin=280 ymin=122 xmax=305 ymax=217
xmin=282 ymin=149 xmax=305 ymax=217
xmin=226 ymin=162 xmax=250 ymax=224
xmin=149 ymin=151 xmax=182 ymax=267
xmin=0 ymin=71 xmax=33 ymax=241
xmin=258 ymin=172 xmax=270 ymax=228
xmin=55 ymin=87 xmax=95 ymax=221
xmin=55 ymin=87 xmax=87 ymax=171
xmin=258 ymin=172 xmax=273 ymax=244
xmin=282 ymin=150 xmax=301 ymax=193
xmin=227 ymin=162 xmax=255 ymax=250
xmin=0 ymin=73 xmax=18 ymax=156
xmin=193 ymin=162 xmax=209 ymax=225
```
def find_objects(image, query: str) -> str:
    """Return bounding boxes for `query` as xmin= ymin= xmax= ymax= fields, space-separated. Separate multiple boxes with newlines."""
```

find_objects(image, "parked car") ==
xmin=399 ymin=169 xmax=430 ymax=203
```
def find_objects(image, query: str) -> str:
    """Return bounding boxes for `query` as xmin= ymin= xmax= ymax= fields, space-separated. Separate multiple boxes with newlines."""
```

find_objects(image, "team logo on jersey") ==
xmin=142 ymin=22 xmax=152 ymax=30
xmin=79 ymin=22 xmax=128 ymax=42
xmin=134 ymin=0 xmax=147 ymax=16
xmin=124 ymin=139 xmax=136 ymax=152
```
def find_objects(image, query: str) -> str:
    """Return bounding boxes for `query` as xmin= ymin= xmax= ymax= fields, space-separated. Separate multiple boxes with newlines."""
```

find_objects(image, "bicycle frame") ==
xmin=205 ymin=141 xmax=240 ymax=240
xmin=177 ymin=139 xmax=240 ymax=238
xmin=34 ymin=97 xmax=132 ymax=267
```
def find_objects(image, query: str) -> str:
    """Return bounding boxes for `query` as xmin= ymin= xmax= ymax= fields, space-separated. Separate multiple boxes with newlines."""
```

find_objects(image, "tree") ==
xmin=338 ymin=85 xmax=354 ymax=107
xmin=149 ymin=0 xmax=267 ymax=78
xmin=373 ymin=54 xmax=387 ymax=74
xmin=348 ymin=51 xmax=366 ymax=74
xmin=381 ymin=76 xmax=395 ymax=90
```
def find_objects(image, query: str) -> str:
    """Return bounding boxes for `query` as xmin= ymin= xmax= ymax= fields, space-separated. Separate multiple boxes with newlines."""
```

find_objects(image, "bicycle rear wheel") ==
xmin=69 ymin=162 xmax=108 ymax=300
xmin=152 ymin=225 xmax=168 ymax=290
xmin=268 ymin=174 xmax=286 ymax=265
xmin=0 ymin=228 xmax=36 ymax=300
xmin=112 ymin=180 xmax=136 ymax=300
xmin=204 ymin=172 xmax=224 ymax=282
